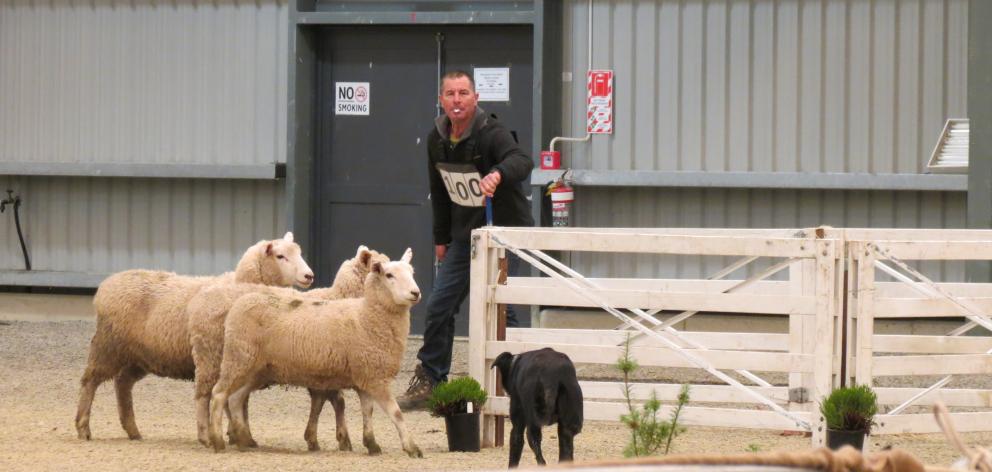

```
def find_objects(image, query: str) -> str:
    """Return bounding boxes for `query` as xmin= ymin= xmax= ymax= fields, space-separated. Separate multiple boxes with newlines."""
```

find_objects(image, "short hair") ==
xmin=439 ymin=70 xmax=475 ymax=94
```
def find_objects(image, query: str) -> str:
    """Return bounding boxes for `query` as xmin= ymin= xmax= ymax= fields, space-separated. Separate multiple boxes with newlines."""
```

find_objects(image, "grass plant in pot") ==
xmin=819 ymin=384 xmax=878 ymax=451
xmin=428 ymin=376 xmax=488 ymax=452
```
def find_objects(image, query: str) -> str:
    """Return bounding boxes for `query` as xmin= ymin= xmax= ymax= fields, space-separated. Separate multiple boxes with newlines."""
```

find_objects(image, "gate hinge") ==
xmin=471 ymin=234 xmax=480 ymax=259
xmin=789 ymin=387 xmax=809 ymax=404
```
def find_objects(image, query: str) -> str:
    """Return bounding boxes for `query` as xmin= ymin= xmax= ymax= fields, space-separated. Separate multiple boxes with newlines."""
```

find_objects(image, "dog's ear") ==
xmin=491 ymin=352 xmax=514 ymax=369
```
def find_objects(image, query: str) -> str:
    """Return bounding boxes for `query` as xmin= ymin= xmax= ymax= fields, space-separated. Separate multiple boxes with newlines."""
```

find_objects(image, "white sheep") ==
xmin=208 ymin=248 xmax=423 ymax=458
xmin=75 ymin=232 xmax=314 ymax=441
xmin=188 ymin=245 xmax=388 ymax=451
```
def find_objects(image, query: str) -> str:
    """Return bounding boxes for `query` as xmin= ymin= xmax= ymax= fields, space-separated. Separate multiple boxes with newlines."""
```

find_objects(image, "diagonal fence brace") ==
xmin=489 ymin=234 xmax=811 ymax=431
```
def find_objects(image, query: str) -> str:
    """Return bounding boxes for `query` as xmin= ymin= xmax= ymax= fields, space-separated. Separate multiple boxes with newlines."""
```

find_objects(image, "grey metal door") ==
xmin=314 ymin=25 xmax=533 ymax=334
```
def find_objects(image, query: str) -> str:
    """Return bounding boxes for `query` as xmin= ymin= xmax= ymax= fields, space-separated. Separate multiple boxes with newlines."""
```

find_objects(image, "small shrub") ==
xmin=819 ymin=384 xmax=878 ymax=434
xmin=746 ymin=444 xmax=761 ymax=453
xmin=617 ymin=334 xmax=690 ymax=457
xmin=428 ymin=377 xmax=488 ymax=417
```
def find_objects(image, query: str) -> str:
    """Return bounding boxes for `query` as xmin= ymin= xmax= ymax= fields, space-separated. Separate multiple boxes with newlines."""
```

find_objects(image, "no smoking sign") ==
xmin=335 ymin=82 xmax=370 ymax=116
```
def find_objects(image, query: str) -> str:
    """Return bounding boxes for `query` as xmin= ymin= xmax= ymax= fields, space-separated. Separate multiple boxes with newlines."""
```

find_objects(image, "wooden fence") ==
xmin=467 ymin=227 xmax=842 ymax=447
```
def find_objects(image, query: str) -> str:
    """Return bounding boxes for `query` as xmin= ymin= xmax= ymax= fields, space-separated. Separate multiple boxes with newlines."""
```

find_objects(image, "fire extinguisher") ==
xmin=546 ymin=173 xmax=574 ymax=227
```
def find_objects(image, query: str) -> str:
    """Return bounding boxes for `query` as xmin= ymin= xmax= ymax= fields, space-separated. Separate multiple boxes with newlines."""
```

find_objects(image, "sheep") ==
xmin=75 ymin=232 xmax=314 ymax=441
xmin=208 ymin=248 xmax=423 ymax=458
xmin=188 ymin=245 xmax=388 ymax=451
xmin=491 ymin=348 xmax=584 ymax=468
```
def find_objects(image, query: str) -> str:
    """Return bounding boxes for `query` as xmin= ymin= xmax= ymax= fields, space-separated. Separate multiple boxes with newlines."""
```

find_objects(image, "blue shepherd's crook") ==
xmin=485 ymin=196 xmax=493 ymax=226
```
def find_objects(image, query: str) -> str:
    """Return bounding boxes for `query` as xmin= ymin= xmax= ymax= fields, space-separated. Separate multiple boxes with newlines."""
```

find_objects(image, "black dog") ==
xmin=491 ymin=348 xmax=583 ymax=467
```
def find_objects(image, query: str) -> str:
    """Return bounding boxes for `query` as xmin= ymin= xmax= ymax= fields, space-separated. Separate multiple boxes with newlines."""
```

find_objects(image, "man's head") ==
xmin=439 ymin=70 xmax=478 ymax=127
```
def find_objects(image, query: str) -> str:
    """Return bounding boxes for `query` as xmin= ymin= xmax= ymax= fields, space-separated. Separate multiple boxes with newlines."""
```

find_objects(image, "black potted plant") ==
xmin=819 ymin=384 xmax=878 ymax=451
xmin=428 ymin=376 xmax=488 ymax=452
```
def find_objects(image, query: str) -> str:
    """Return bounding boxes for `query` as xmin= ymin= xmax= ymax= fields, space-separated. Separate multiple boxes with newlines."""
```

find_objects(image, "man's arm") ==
xmin=428 ymin=142 xmax=453 ymax=247
xmin=488 ymin=123 xmax=534 ymax=184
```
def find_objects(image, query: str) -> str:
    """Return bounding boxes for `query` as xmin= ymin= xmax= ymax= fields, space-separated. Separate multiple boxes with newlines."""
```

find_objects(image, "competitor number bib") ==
xmin=436 ymin=162 xmax=485 ymax=207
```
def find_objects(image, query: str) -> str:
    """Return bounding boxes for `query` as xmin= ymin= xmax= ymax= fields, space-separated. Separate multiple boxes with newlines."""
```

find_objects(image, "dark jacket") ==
xmin=428 ymin=107 xmax=534 ymax=244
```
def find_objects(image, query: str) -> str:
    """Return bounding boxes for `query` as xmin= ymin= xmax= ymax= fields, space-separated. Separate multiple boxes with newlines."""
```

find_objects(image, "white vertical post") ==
xmin=788 ymin=259 xmax=806 ymax=413
xmin=468 ymin=230 xmax=496 ymax=447
xmin=845 ymin=244 xmax=859 ymax=387
xmin=854 ymin=242 xmax=875 ymax=388
xmin=811 ymin=239 xmax=836 ymax=447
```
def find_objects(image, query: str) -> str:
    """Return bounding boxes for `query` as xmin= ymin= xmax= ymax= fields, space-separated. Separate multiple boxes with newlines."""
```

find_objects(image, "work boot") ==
xmin=397 ymin=364 xmax=434 ymax=411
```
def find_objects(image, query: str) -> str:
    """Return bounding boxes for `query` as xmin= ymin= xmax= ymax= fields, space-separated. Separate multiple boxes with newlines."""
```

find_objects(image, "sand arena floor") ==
xmin=0 ymin=320 xmax=984 ymax=471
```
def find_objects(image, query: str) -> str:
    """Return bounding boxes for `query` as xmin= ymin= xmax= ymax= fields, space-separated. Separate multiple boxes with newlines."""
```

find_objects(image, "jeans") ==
xmin=416 ymin=239 xmax=522 ymax=384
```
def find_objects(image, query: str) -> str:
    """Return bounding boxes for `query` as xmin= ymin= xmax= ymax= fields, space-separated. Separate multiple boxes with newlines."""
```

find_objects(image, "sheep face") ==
xmin=266 ymin=232 xmax=315 ymax=288
xmin=370 ymin=250 xmax=420 ymax=307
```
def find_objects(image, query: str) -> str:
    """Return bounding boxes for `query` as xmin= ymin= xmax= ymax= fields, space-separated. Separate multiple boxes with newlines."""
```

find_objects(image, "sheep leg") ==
xmin=557 ymin=423 xmax=575 ymax=463
xmin=210 ymin=372 xmax=251 ymax=452
xmin=328 ymin=390 xmax=353 ymax=451
xmin=227 ymin=384 xmax=258 ymax=450
xmin=114 ymin=365 xmax=147 ymax=440
xmin=225 ymin=389 xmax=256 ymax=447
xmin=75 ymin=357 xmax=121 ymax=440
xmin=526 ymin=424 xmax=546 ymax=465
xmin=356 ymin=390 xmax=382 ymax=456
xmin=367 ymin=386 xmax=423 ymax=458
xmin=192 ymin=364 xmax=217 ymax=447
xmin=305 ymin=389 xmax=352 ymax=452
xmin=304 ymin=388 xmax=326 ymax=451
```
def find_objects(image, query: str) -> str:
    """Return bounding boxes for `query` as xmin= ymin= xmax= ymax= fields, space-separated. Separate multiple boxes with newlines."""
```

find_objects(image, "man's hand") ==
xmin=480 ymin=170 xmax=502 ymax=197
xmin=435 ymin=244 xmax=447 ymax=262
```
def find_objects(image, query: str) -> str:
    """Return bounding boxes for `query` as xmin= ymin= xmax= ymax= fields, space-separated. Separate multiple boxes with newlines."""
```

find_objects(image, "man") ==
xmin=398 ymin=70 xmax=534 ymax=409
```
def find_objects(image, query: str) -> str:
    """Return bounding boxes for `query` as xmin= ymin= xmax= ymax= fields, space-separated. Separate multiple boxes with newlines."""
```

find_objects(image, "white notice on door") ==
xmin=335 ymin=82 xmax=370 ymax=115
xmin=474 ymin=68 xmax=510 ymax=102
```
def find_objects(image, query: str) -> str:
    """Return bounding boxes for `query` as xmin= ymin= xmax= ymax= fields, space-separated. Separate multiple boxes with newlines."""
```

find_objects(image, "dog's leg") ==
xmin=508 ymin=416 xmax=526 ymax=468
xmin=526 ymin=423 xmax=546 ymax=466
xmin=557 ymin=422 xmax=575 ymax=462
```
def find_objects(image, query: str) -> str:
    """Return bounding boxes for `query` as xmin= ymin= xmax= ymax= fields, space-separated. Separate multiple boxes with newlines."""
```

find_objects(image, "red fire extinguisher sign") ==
xmin=587 ymin=70 xmax=613 ymax=134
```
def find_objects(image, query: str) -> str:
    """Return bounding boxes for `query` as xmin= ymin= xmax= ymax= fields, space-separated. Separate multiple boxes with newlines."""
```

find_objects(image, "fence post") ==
xmin=811 ymin=238 xmax=837 ymax=446
xmin=853 ymin=242 xmax=875 ymax=388
xmin=468 ymin=230 xmax=497 ymax=447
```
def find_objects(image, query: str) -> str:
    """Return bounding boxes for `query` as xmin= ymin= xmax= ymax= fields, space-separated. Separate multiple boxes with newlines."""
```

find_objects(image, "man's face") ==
xmin=439 ymin=76 xmax=478 ymax=124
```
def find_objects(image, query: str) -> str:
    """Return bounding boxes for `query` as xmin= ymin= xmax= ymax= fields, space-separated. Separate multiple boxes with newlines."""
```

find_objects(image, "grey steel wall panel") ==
xmin=0 ymin=176 xmax=287 ymax=279
xmin=559 ymin=0 xmax=968 ymax=174
xmin=570 ymin=187 xmax=967 ymax=281
xmin=0 ymin=0 xmax=289 ymax=168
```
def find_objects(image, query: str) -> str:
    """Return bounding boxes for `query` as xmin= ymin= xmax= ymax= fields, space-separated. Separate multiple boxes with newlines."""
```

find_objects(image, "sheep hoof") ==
xmin=406 ymin=444 xmax=423 ymax=458
xmin=76 ymin=428 xmax=91 ymax=440
xmin=338 ymin=438 xmax=353 ymax=452
xmin=210 ymin=437 xmax=226 ymax=452
xmin=127 ymin=432 xmax=142 ymax=441
xmin=366 ymin=443 xmax=382 ymax=456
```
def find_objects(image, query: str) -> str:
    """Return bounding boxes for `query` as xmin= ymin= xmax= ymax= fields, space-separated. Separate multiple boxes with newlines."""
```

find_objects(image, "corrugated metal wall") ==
xmin=562 ymin=0 xmax=968 ymax=173
xmin=0 ymin=0 xmax=289 ymax=280
xmin=560 ymin=0 xmax=969 ymax=281
xmin=0 ymin=0 xmax=289 ymax=166
xmin=0 ymin=176 xmax=286 ymax=276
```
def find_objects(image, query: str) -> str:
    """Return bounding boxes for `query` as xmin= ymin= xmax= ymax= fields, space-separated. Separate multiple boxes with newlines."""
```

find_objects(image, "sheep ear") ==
xmin=357 ymin=246 xmax=372 ymax=266
xmin=283 ymin=231 xmax=294 ymax=242
xmin=371 ymin=262 xmax=384 ymax=274
xmin=401 ymin=247 xmax=413 ymax=263
xmin=265 ymin=243 xmax=274 ymax=256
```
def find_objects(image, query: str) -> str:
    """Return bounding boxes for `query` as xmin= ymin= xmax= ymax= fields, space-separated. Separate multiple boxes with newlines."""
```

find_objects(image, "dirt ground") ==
xmin=0 ymin=320 xmax=985 ymax=471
